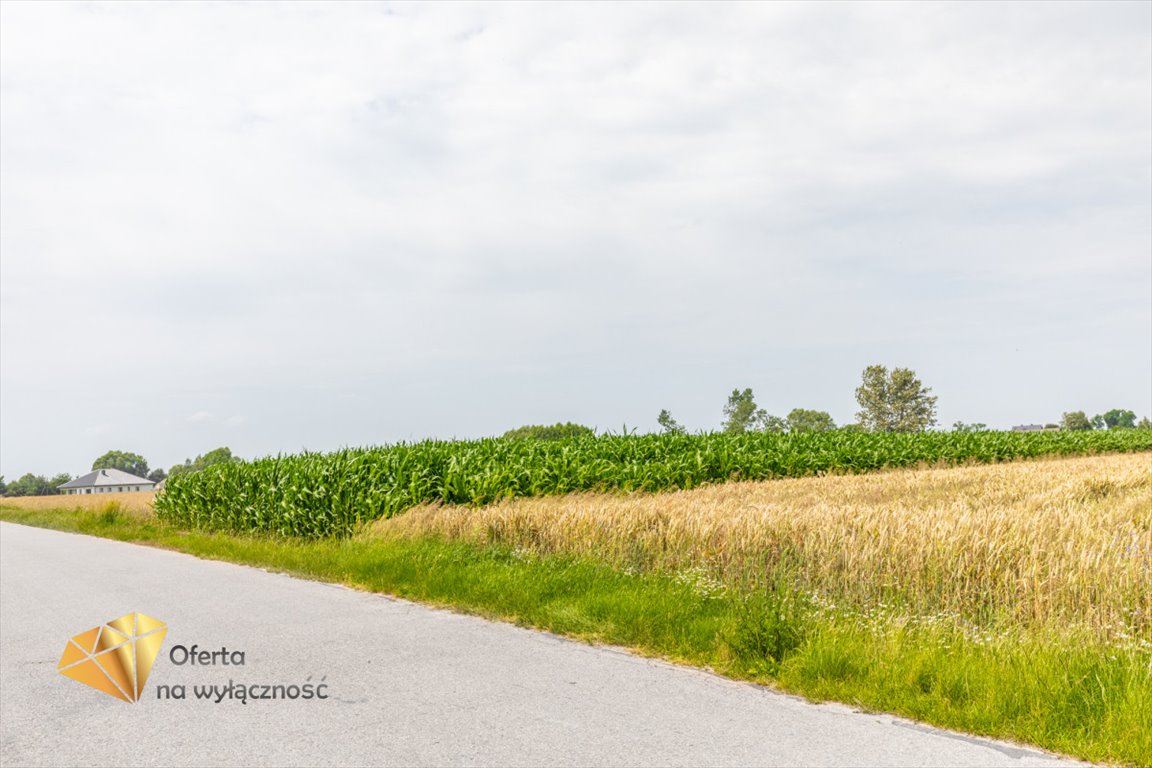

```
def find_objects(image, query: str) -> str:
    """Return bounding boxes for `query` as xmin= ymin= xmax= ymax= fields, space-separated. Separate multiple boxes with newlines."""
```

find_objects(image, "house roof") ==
xmin=58 ymin=468 xmax=154 ymax=489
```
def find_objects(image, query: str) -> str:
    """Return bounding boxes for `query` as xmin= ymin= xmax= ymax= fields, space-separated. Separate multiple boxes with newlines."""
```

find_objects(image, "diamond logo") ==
xmin=57 ymin=613 xmax=167 ymax=703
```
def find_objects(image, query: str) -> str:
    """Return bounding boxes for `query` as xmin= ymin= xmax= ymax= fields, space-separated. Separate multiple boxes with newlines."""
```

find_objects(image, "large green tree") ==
xmin=786 ymin=408 xmax=836 ymax=433
xmin=92 ymin=450 xmax=149 ymax=478
xmin=1092 ymin=409 xmax=1136 ymax=430
xmin=1060 ymin=411 xmax=1093 ymax=431
xmin=854 ymin=365 xmax=938 ymax=433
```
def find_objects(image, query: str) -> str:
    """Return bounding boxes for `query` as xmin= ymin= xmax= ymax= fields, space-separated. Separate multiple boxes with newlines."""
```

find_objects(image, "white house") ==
xmin=58 ymin=468 xmax=155 ymax=495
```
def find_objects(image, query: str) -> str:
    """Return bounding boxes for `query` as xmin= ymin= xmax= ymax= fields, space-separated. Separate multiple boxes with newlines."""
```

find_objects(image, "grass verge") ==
xmin=2 ymin=502 xmax=1148 ymax=766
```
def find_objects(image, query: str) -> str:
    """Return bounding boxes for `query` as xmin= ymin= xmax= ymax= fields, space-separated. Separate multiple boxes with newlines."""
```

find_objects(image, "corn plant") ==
xmin=154 ymin=429 xmax=1152 ymax=538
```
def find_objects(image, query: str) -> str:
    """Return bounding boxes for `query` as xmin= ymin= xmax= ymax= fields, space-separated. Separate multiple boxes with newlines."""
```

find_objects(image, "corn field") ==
xmin=154 ymin=429 xmax=1152 ymax=537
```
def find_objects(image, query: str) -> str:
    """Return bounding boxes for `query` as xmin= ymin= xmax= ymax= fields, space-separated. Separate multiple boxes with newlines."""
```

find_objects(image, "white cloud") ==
xmin=1 ymin=1 xmax=1148 ymax=474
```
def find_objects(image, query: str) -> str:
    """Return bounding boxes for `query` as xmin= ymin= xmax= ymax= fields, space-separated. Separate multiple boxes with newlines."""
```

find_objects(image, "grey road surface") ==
xmin=0 ymin=522 xmax=1082 ymax=768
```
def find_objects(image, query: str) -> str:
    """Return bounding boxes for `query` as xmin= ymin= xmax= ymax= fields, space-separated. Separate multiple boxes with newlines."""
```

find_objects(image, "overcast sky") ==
xmin=1 ymin=1 xmax=1150 ymax=478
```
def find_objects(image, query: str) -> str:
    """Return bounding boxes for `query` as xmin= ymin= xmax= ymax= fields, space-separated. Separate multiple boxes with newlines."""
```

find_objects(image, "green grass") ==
xmin=3 ymin=502 xmax=1148 ymax=766
xmin=157 ymin=429 xmax=1152 ymax=537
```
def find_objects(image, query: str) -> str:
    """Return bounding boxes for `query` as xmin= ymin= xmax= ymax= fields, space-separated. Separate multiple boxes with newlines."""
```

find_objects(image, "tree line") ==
xmin=659 ymin=364 xmax=939 ymax=435
xmin=655 ymin=365 xmax=1149 ymax=436
xmin=0 ymin=446 xmax=239 ymax=497
xmin=1059 ymin=409 xmax=1148 ymax=431
xmin=499 ymin=365 xmax=1149 ymax=441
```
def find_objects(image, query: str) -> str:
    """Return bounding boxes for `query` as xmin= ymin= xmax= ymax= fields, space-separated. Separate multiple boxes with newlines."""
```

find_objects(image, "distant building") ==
xmin=1011 ymin=424 xmax=1059 ymax=432
xmin=57 ymin=469 xmax=155 ymax=495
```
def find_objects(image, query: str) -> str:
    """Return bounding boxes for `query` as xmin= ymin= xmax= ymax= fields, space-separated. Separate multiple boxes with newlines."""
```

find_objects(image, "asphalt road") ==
xmin=0 ymin=522 xmax=1083 ymax=768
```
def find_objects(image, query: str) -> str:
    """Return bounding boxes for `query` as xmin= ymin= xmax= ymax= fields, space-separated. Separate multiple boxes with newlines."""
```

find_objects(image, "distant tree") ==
xmin=0 ymin=476 xmax=6 ymax=496
xmin=92 ymin=450 xmax=149 ymax=479
xmin=197 ymin=447 xmax=236 ymax=467
xmin=5 ymin=473 xmax=55 ymax=497
xmin=1092 ymin=409 xmax=1137 ymax=430
xmin=147 ymin=468 xmax=167 ymax=483
xmin=854 ymin=365 xmax=938 ymax=433
xmin=168 ymin=446 xmax=241 ymax=477
xmin=1060 ymin=411 xmax=1093 ymax=431
xmin=838 ymin=423 xmax=865 ymax=433
xmin=723 ymin=388 xmax=767 ymax=434
xmin=951 ymin=421 xmax=988 ymax=433
xmin=787 ymin=408 xmax=836 ymax=433
xmin=49 ymin=473 xmax=72 ymax=490
xmin=1044 ymin=423 xmax=1060 ymax=430
xmin=4 ymin=474 xmax=35 ymax=497
xmin=501 ymin=424 xmax=594 ymax=441
xmin=757 ymin=412 xmax=788 ymax=433
xmin=656 ymin=409 xmax=686 ymax=435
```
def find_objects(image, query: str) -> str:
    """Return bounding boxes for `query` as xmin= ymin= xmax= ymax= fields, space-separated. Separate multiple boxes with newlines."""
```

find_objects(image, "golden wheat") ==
xmin=1 ymin=491 xmax=156 ymax=516
xmin=377 ymin=453 xmax=1152 ymax=638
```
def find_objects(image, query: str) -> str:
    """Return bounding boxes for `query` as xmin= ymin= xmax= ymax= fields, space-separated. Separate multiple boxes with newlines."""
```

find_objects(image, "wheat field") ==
xmin=378 ymin=452 xmax=1152 ymax=640
xmin=0 ymin=491 xmax=156 ymax=516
